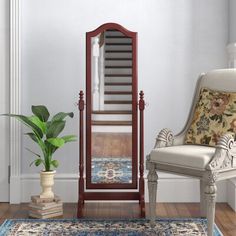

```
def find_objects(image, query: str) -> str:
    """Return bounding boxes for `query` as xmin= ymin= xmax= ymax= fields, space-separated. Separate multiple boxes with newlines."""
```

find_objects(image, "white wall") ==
xmin=20 ymin=0 xmax=229 ymax=201
xmin=0 ymin=0 xmax=10 ymax=201
xmin=229 ymin=0 xmax=236 ymax=43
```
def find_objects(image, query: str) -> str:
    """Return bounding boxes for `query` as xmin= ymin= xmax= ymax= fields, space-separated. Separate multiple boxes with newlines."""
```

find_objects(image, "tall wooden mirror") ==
xmin=78 ymin=23 xmax=145 ymax=217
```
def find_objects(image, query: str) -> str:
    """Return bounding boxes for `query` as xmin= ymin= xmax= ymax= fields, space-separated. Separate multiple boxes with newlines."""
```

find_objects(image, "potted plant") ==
xmin=4 ymin=105 xmax=76 ymax=199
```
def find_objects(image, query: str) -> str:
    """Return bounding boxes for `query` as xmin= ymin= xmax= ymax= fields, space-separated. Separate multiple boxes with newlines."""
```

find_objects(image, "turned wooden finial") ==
xmin=139 ymin=90 xmax=144 ymax=99
xmin=139 ymin=90 xmax=145 ymax=111
xmin=78 ymin=90 xmax=84 ymax=111
xmin=79 ymin=90 xmax=84 ymax=100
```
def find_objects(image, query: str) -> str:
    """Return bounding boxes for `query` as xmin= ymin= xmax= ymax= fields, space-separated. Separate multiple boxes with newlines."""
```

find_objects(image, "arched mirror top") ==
xmin=86 ymin=23 xmax=137 ymax=38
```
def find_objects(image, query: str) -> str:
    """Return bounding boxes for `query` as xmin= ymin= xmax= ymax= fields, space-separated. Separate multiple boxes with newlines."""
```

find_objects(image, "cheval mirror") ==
xmin=77 ymin=23 xmax=145 ymax=217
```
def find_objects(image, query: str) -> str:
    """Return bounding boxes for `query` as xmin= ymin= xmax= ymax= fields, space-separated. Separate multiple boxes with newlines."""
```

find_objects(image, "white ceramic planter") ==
xmin=39 ymin=170 xmax=56 ymax=199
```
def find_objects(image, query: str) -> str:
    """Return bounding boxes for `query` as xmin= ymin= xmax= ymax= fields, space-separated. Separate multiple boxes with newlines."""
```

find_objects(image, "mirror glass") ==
xmin=90 ymin=29 xmax=133 ymax=184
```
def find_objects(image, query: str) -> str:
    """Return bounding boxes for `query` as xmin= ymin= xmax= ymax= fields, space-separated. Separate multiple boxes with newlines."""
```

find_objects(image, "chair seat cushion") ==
xmin=150 ymin=145 xmax=215 ymax=170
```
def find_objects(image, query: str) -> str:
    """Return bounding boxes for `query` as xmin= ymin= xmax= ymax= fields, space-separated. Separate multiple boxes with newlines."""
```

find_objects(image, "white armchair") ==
xmin=147 ymin=69 xmax=236 ymax=236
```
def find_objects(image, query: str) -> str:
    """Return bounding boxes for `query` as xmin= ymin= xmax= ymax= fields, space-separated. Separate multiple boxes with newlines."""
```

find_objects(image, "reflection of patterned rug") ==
xmin=0 ymin=218 xmax=222 ymax=236
xmin=91 ymin=157 xmax=132 ymax=183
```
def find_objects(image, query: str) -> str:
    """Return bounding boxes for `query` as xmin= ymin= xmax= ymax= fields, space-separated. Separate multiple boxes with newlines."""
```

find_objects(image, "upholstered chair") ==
xmin=146 ymin=69 xmax=236 ymax=236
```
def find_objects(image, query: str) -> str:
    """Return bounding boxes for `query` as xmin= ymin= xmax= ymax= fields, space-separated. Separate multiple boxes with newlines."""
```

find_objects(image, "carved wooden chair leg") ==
xmin=204 ymin=172 xmax=217 ymax=236
xmin=200 ymin=179 xmax=207 ymax=217
xmin=147 ymin=163 xmax=158 ymax=227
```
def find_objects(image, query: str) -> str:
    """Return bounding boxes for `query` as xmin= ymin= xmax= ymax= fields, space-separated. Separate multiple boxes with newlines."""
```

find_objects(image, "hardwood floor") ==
xmin=0 ymin=202 xmax=235 ymax=235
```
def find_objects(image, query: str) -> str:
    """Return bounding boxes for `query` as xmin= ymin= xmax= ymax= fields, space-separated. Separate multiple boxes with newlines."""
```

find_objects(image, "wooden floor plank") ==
xmin=186 ymin=203 xmax=201 ymax=217
xmin=175 ymin=203 xmax=191 ymax=217
xmin=227 ymin=229 xmax=236 ymax=236
xmin=164 ymin=203 xmax=179 ymax=217
xmin=0 ymin=203 xmax=9 ymax=218
xmin=215 ymin=203 xmax=230 ymax=235
xmin=1 ymin=204 xmax=21 ymax=219
xmin=13 ymin=203 xmax=28 ymax=219
xmin=155 ymin=203 xmax=168 ymax=217
xmin=220 ymin=203 xmax=236 ymax=228
xmin=62 ymin=203 xmax=77 ymax=218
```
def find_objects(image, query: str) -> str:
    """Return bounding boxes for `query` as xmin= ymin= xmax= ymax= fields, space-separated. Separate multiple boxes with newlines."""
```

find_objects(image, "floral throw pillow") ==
xmin=185 ymin=87 xmax=236 ymax=146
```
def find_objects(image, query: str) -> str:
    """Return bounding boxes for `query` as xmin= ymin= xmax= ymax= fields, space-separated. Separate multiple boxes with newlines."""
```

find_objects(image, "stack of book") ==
xmin=29 ymin=195 xmax=63 ymax=219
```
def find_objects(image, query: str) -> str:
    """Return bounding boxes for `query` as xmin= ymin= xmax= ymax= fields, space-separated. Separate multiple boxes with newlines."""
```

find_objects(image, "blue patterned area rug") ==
xmin=0 ymin=218 xmax=222 ymax=236
xmin=91 ymin=157 xmax=132 ymax=183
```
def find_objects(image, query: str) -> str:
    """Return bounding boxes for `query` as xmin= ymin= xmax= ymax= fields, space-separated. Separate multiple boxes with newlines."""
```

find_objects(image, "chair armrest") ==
xmin=154 ymin=128 xmax=187 ymax=148
xmin=206 ymin=133 xmax=236 ymax=170
xmin=154 ymin=128 xmax=174 ymax=148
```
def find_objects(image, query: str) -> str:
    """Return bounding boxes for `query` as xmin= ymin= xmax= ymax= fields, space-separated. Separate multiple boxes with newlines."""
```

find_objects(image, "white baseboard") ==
xmin=10 ymin=176 xmax=21 ymax=204
xmin=20 ymin=173 xmax=227 ymax=203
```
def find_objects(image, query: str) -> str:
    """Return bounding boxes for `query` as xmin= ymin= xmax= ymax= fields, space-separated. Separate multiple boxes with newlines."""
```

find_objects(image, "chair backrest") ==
xmin=174 ymin=69 xmax=236 ymax=145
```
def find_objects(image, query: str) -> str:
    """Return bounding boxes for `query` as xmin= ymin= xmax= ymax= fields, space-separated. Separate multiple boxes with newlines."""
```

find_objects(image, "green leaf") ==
xmin=45 ymin=141 xmax=58 ymax=155
xmin=3 ymin=114 xmax=43 ymax=138
xmin=37 ymin=139 xmax=47 ymax=158
xmin=28 ymin=116 xmax=47 ymax=134
xmin=32 ymin=105 xmax=50 ymax=122
xmin=46 ymin=137 xmax=65 ymax=147
xmin=51 ymin=112 xmax=74 ymax=122
xmin=51 ymin=160 xmax=59 ymax=168
xmin=35 ymin=159 xmax=43 ymax=166
xmin=46 ymin=121 xmax=51 ymax=130
xmin=61 ymin=135 xmax=77 ymax=143
xmin=25 ymin=147 xmax=41 ymax=157
xmin=24 ymin=133 xmax=38 ymax=143
xmin=29 ymin=160 xmax=36 ymax=167
xmin=46 ymin=120 xmax=65 ymax=138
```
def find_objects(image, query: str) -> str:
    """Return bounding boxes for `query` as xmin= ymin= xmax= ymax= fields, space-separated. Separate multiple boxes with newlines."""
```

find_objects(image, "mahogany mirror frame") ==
xmin=77 ymin=23 xmax=145 ymax=217
xmin=86 ymin=23 xmax=138 ymax=190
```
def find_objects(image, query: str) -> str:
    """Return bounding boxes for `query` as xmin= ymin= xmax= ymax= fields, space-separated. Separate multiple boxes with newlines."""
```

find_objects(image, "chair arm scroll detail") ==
xmin=154 ymin=128 xmax=174 ymax=148
xmin=206 ymin=133 xmax=236 ymax=170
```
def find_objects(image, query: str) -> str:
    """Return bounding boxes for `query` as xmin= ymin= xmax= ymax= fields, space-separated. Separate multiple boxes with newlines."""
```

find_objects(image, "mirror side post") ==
xmin=139 ymin=90 xmax=145 ymax=217
xmin=77 ymin=90 xmax=85 ymax=217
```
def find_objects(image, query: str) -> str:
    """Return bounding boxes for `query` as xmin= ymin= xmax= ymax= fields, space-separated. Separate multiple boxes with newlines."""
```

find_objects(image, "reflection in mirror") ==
xmin=90 ymin=29 xmax=133 ymax=184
